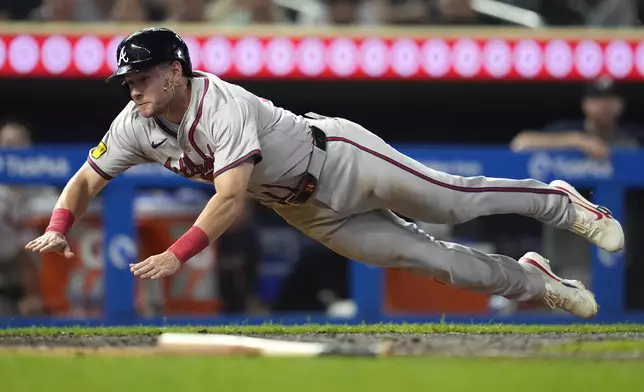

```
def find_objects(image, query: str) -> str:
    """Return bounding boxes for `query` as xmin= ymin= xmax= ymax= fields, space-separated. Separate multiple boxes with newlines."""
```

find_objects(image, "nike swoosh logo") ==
xmin=151 ymin=138 xmax=168 ymax=149
xmin=554 ymin=185 xmax=606 ymax=220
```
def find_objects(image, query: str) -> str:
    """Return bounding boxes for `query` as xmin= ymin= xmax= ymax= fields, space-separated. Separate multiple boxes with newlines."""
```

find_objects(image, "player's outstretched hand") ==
xmin=25 ymin=231 xmax=75 ymax=259
xmin=130 ymin=251 xmax=181 ymax=280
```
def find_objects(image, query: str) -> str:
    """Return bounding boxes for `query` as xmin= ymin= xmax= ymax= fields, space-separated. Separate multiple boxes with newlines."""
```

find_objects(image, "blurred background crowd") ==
xmin=0 ymin=0 xmax=642 ymax=26
xmin=1 ymin=0 xmax=644 ymax=321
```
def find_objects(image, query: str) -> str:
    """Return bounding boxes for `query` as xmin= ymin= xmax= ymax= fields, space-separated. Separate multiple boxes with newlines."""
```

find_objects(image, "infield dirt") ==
xmin=2 ymin=325 xmax=644 ymax=359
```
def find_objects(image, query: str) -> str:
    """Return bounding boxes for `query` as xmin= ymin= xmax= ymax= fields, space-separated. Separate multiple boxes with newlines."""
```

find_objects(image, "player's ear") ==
xmin=172 ymin=61 xmax=183 ymax=82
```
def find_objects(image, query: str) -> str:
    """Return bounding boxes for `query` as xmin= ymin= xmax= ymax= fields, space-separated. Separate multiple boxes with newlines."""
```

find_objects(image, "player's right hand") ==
xmin=25 ymin=231 xmax=75 ymax=259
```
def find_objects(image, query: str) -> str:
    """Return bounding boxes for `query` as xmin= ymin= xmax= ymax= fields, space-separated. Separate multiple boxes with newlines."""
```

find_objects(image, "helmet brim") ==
xmin=105 ymin=58 xmax=162 ymax=84
xmin=105 ymin=61 xmax=198 ymax=84
xmin=105 ymin=64 xmax=140 ymax=84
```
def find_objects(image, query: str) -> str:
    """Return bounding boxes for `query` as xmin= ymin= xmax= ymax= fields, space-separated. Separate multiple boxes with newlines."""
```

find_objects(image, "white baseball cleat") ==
xmin=550 ymin=179 xmax=624 ymax=252
xmin=519 ymin=252 xmax=598 ymax=319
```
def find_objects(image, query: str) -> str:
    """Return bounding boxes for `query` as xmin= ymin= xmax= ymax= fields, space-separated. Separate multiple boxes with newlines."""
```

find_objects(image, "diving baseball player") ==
xmin=25 ymin=28 xmax=624 ymax=319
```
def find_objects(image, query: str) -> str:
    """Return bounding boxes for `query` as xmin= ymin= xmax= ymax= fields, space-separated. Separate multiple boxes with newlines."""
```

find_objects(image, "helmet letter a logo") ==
xmin=118 ymin=47 xmax=129 ymax=66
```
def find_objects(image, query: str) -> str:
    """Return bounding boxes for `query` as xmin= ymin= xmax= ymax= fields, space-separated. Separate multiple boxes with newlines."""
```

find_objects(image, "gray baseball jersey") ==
xmin=87 ymin=70 xmax=582 ymax=303
xmin=88 ymin=71 xmax=314 ymax=205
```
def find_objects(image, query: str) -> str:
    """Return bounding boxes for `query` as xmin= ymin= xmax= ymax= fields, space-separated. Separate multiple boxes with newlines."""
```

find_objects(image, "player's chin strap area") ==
xmin=282 ymin=113 xmax=328 ymax=206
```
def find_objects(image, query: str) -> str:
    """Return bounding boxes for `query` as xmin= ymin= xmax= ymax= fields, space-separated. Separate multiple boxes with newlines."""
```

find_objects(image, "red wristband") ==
xmin=45 ymin=208 xmax=75 ymax=235
xmin=167 ymin=226 xmax=210 ymax=263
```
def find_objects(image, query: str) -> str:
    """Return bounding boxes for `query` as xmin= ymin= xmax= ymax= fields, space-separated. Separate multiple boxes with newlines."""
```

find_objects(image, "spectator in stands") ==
xmin=165 ymin=0 xmax=205 ymax=21
xmin=111 ymin=0 xmax=149 ymax=21
xmin=432 ymin=0 xmax=478 ymax=24
xmin=208 ymin=0 xmax=291 ymax=24
xmin=29 ymin=0 xmax=107 ymax=21
xmin=511 ymin=77 xmax=643 ymax=159
xmin=385 ymin=0 xmax=430 ymax=25
xmin=297 ymin=0 xmax=385 ymax=25
xmin=0 ymin=122 xmax=44 ymax=316
xmin=511 ymin=77 xmax=644 ymax=292
xmin=94 ymin=0 xmax=118 ymax=19
xmin=0 ymin=0 xmax=43 ymax=19
xmin=0 ymin=121 xmax=32 ymax=148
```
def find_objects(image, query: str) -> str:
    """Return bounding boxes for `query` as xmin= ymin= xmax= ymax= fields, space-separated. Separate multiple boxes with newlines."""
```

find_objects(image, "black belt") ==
xmin=282 ymin=126 xmax=327 ymax=206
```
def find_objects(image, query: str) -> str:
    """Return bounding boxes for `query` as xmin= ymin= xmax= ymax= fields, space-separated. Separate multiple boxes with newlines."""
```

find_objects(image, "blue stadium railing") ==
xmin=0 ymin=145 xmax=642 ymax=327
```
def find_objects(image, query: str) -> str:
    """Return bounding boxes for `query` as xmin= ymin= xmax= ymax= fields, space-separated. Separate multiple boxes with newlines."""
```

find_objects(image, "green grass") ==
xmin=3 ymin=323 xmax=644 ymax=391
xmin=1 ymin=355 xmax=643 ymax=392
xmin=2 ymin=323 xmax=644 ymax=335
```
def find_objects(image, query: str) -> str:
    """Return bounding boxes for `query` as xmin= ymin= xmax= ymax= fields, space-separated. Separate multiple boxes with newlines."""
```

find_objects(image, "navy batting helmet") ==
xmin=105 ymin=27 xmax=194 ymax=84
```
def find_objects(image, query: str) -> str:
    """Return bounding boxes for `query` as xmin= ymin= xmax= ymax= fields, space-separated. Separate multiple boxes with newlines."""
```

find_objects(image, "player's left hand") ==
xmin=129 ymin=251 xmax=181 ymax=280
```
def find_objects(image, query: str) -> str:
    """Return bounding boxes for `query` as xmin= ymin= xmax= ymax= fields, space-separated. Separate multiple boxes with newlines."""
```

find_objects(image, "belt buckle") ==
xmin=283 ymin=192 xmax=299 ymax=206
xmin=284 ymin=175 xmax=316 ymax=206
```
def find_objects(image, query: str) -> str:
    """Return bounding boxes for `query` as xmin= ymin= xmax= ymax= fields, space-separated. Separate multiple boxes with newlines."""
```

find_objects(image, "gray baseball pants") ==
xmin=272 ymin=116 xmax=575 ymax=301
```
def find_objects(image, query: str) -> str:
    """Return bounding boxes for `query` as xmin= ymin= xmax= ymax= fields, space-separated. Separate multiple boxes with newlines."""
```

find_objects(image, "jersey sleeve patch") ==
xmin=90 ymin=142 xmax=107 ymax=159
